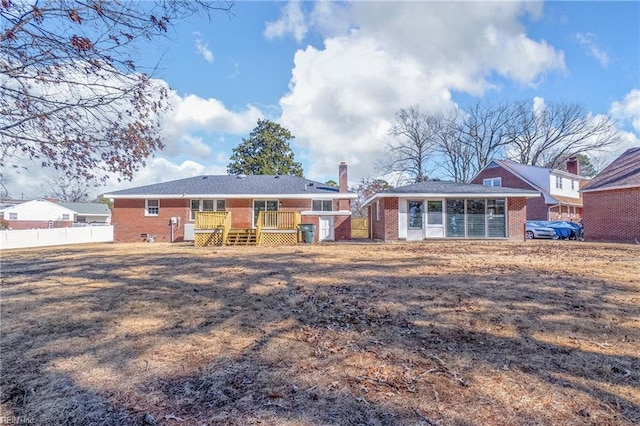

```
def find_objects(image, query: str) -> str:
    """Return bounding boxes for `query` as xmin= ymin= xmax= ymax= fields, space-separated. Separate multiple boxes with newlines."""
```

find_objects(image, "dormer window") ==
xmin=555 ymin=176 xmax=563 ymax=189
xmin=483 ymin=177 xmax=501 ymax=187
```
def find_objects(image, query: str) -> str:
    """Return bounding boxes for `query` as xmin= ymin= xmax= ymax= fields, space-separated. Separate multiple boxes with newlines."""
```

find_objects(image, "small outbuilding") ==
xmin=363 ymin=180 xmax=539 ymax=241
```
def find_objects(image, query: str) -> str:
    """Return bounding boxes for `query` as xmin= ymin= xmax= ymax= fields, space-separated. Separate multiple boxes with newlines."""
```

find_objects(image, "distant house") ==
xmin=581 ymin=147 xmax=640 ymax=244
xmin=103 ymin=163 xmax=356 ymax=244
xmin=59 ymin=202 xmax=111 ymax=225
xmin=471 ymin=158 xmax=587 ymax=221
xmin=0 ymin=199 xmax=111 ymax=229
xmin=0 ymin=199 xmax=76 ymax=229
xmin=362 ymin=180 xmax=539 ymax=241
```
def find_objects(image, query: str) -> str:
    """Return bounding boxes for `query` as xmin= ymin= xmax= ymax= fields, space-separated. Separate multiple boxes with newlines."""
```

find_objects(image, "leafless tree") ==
xmin=350 ymin=177 xmax=393 ymax=217
xmin=505 ymin=100 xmax=620 ymax=169
xmin=457 ymin=101 xmax=514 ymax=173
xmin=41 ymin=171 xmax=97 ymax=202
xmin=378 ymin=106 xmax=439 ymax=183
xmin=432 ymin=112 xmax=477 ymax=183
xmin=1 ymin=0 xmax=233 ymax=183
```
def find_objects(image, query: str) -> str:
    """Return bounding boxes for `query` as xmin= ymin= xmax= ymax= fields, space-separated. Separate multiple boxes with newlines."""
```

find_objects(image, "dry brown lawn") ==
xmin=1 ymin=241 xmax=639 ymax=425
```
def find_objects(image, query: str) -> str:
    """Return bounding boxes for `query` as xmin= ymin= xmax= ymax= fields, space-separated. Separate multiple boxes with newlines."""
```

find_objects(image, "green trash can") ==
xmin=298 ymin=223 xmax=316 ymax=243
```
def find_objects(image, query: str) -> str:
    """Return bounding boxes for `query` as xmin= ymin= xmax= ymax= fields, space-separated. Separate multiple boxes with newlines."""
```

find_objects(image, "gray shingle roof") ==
xmin=581 ymin=147 xmax=640 ymax=192
xmin=58 ymin=202 xmax=111 ymax=216
xmin=103 ymin=175 xmax=352 ymax=197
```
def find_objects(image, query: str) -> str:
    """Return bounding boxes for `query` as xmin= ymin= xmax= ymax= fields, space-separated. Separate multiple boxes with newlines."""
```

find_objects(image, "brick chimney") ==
xmin=339 ymin=162 xmax=348 ymax=193
xmin=566 ymin=157 xmax=579 ymax=175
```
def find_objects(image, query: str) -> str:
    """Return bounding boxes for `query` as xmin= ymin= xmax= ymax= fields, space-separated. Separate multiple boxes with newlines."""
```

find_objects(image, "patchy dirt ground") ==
xmin=1 ymin=241 xmax=639 ymax=425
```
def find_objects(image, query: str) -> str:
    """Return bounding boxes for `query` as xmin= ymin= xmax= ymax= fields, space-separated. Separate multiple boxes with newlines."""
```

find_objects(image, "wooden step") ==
xmin=225 ymin=229 xmax=256 ymax=246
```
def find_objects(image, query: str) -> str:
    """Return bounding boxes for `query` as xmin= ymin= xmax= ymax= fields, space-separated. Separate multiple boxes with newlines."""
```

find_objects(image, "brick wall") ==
xmin=113 ymin=197 xmax=352 ymax=243
xmin=5 ymin=220 xmax=74 ymax=230
xmin=507 ymin=198 xmax=527 ymax=241
xmin=112 ymin=198 xmax=190 ymax=243
xmin=583 ymin=188 xmax=640 ymax=244
xmin=369 ymin=197 xmax=398 ymax=241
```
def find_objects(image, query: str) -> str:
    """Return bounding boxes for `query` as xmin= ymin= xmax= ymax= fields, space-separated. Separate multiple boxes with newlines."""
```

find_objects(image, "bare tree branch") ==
xmin=1 ymin=0 xmax=233 ymax=182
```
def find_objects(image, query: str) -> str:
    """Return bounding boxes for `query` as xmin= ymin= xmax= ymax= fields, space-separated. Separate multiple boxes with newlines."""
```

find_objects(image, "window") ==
xmin=426 ymin=201 xmax=443 ymax=225
xmin=446 ymin=200 xmax=465 ymax=237
xmin=77 ymin=216 xmax=87 ymax=223
xmin=9 ymin=212 xmax=17 ymax=220
xmin=483 ymin=177 xmax=502 ymax=187
xmin=408 ymin=200 xmax=423 ymax=229
xmin=555 ymin=175 xmax=563 ymax=189
xmin=312 ymin=199 xmax=333 ymax=211
xmin=145 ymin=199 xmax=159 ymax=216
xmin=466 ymin=199 xmax=486 ymax=238
xmin=571 ymin=180 xmax=575 ymax=190
xmin=190 ymin=199 xmax=226 ymax=220
xmin=486 ymin=199 xmax=505 ymax=237
xmin=62 ymin=214 xmax=70 ymax=221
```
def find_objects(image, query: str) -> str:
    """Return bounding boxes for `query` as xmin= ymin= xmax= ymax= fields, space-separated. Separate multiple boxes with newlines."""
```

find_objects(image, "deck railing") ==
xmin=256 ymin=211 xmax=301 ymax=245
xmin=194 ymin=211 xmax=231 ymax=245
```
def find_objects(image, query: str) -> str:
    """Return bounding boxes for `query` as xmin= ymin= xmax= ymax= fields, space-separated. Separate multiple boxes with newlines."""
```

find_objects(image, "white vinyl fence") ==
xmin=0 ymin=226 xmax=114 ymax=250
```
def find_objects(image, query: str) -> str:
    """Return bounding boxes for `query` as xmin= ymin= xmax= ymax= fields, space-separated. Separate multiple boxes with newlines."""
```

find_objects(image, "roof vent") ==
xmin=274 ymin=175 xmax=280 ymax=179
xmin=202 ymin=176 xmax=208 ymax=180
xmin=237 ymin=174 xmax=246 ymax=179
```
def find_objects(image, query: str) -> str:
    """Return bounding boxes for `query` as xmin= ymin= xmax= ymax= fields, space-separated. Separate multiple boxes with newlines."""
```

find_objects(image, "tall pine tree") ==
xmin=227 ymin=119 xmax=304 ymax=176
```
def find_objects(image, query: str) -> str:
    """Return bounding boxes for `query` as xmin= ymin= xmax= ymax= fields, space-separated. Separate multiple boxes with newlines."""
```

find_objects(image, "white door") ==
xmin=319 ymin=216 xmax=334 ymax=241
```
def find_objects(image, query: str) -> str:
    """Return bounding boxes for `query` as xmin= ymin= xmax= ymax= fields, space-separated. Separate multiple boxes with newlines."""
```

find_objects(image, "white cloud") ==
xmin=194 ymin=37 xmax=214 ymax=63
xmin=264 ymin=1 xmax=307 ymax=43
xmin=160 ymin=91 xmax=263 ymax=158
xmin=576 ymin=32 xmax=610 ymax=67
xmin=610 ymin=89 xmax=640 ymax=133
xmin=279 ymin=2 xmax=566 ymax=182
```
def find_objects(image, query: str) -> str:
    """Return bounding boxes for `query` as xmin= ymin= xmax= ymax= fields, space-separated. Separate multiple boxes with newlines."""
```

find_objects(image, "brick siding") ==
xmin=113 ymin=197 xmax=351 ymax=243
xmin=112 ymin=198 xmax=190 ymax=243
xmin=5 ymin=220 xmax=74 ymax=230
xmin=507 ymin=198 xmax=527 ymax=241
xmin=583 ymin=188 xmax=640 ymax=244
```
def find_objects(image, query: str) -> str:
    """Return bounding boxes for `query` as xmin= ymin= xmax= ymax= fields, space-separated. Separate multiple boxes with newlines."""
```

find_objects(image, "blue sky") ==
xmin=8 ymin=1 xmax=640 ymax=198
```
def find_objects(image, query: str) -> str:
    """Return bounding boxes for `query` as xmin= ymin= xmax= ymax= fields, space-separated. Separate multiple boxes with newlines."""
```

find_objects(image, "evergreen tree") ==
xmin=227 ymin=120 xmax=304 ymax=176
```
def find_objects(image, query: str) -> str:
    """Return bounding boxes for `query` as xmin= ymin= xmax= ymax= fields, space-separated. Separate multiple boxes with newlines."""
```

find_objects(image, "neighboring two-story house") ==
xmin=471 ymin=158 xmax=587 ymax=221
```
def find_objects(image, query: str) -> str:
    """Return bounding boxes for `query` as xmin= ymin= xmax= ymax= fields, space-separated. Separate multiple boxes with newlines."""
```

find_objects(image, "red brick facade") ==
xmin=4 ymin=220 xmax=74 ymax=230
xmin=369 ymin=197 xmax=399 ymax=241
xmin=507 ymin=198 xmax=527 ymax=241
xmin=583 ymin=188 xmax=640 ymax=244
xmin=112 ymin=197 xmax=351 ymax=243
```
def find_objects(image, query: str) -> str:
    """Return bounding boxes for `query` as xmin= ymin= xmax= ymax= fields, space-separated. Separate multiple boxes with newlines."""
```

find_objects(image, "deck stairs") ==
xmin=225 ymin=228 xmax=257 ymax=246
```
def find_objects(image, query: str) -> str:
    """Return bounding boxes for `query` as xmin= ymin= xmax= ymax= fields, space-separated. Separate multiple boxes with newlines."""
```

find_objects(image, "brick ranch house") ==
xmin=471 ymin=158 xmax=587 ymax=221
xmin=362 ymin=180 xmax=539 ymax=241
xmin=103 ymin=163 xmax=356 ymax=244
xmin=581 ymin=147 xmax=640 ymax=244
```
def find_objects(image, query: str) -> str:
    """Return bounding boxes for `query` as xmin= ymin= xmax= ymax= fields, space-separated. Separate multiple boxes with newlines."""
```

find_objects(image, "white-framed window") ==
xmin=9 ymin=212 xmax=17 ymax=220
xmin=145 ymin=199 xmax=159 ymax=216
xmin=376 ymin=201 xmax=380 ymax=221
xmin=62 ymin=214 xmax=70 ymax=221
xmin=312 ymin=199 xmax=333 ymax=211
xmin=190 ymin=199 xmax=225 ymax=220
xmin=571 ymin=180 xmax=575 ymax=190
xmin=555 ymin=175 xmax=563 ymax=189
xmin=483 ymin=177 xmax=502 ymax=187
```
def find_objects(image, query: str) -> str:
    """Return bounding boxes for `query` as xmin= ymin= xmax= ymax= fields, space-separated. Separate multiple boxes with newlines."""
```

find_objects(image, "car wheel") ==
xmin=526 ymin=230 xmax=534 ymax=239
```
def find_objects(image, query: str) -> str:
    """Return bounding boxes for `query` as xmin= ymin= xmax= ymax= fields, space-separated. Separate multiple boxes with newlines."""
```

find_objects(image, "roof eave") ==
xmin=362 ymin=191 xmax=539 ymax=208
xmin=103 ymin=193 xmax=357 ymax=200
